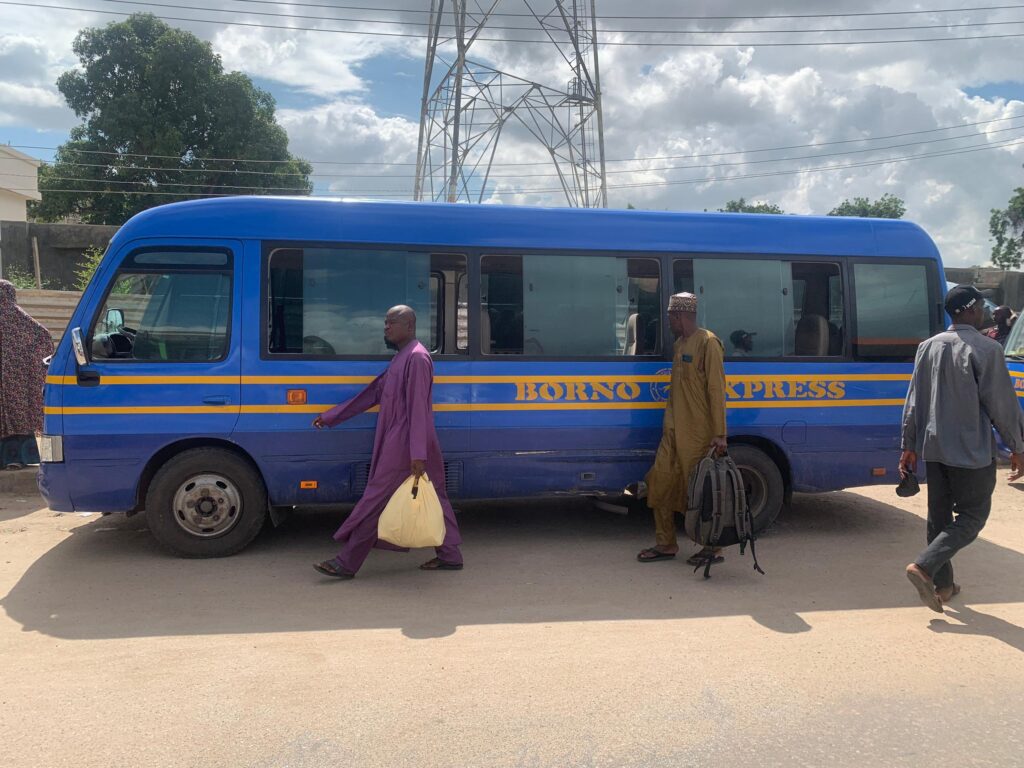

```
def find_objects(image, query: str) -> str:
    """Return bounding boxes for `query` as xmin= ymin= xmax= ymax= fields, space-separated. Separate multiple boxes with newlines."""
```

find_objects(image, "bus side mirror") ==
xmin=105 ymin=308 xmax=124 ymax=331
xmin=71 ymin=327 xmax=89 ymax=366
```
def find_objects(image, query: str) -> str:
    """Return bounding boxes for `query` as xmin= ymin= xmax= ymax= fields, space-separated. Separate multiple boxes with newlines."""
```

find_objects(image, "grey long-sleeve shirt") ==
xmin=901 ymin=324 xmax=1024 ymax=468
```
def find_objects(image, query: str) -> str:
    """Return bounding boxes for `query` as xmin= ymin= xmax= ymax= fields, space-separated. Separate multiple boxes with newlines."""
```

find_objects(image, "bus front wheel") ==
xmin=729 ymin=444 xmax=785 ymax=533
xmin=145 ymin=448 xmax=267 ymax=558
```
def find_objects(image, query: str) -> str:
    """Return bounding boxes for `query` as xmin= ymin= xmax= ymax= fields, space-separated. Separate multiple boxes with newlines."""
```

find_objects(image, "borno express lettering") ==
xmin=512 ymin=378 xmax=847 ymax=403
xmin=724 ymin=379 xmax=846 ymax=401
xmin=515 ymin=381 xmax=643 ymax=402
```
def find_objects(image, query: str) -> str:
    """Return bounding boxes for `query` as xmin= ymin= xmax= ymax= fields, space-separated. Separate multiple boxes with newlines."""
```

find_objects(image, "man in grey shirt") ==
xmin=900 ymin=285 xmax=1024 ymax=613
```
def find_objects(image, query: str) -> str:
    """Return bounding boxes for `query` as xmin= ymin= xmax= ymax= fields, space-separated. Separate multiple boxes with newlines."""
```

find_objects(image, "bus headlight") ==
xmin=38 ymin=435 xmax=64 ymax=463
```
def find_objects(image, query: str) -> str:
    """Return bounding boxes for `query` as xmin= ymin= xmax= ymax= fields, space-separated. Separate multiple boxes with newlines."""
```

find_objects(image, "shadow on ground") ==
xmin=4 ymin=491 xmax=1024 ymax=641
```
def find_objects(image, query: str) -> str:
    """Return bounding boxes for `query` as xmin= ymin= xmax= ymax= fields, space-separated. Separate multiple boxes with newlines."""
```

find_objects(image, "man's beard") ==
xmin=385 ymin=337 xmax=397 ymax=350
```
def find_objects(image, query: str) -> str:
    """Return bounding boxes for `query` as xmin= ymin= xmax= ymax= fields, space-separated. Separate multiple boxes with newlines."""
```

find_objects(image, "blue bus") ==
xmin=38 ymin=197 xmax=950 ymax=557
xmin=1003 ymin=319 xmax=1024 ymax=409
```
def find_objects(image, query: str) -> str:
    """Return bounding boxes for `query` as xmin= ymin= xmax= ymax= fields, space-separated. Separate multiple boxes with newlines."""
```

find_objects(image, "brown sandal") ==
xmin=420 ymin=557 xmax=463 ymax=571
xmin=313 ymin=559 xmax=355 ymax=579
xmin=937 ymin=583 xmax=961 ymax=603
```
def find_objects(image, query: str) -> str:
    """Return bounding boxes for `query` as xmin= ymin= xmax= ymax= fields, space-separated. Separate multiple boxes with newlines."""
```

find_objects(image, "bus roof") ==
xmin=111 ymin=196 xmax=942 ymax=260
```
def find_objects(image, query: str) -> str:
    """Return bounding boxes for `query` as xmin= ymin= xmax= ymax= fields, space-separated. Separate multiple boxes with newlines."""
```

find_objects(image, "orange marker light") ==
xmin=871 ymin=468 xmax=887 ymax=477
xmin=287 ymin=389 xmax=307 ymax=405
xmin=300 ymin=481 xmax=318 ymax=489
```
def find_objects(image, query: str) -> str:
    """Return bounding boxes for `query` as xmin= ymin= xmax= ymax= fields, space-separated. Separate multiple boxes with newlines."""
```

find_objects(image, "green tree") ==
xmin=827 ymin=193 xmax=906 ymax=219
xmin=32 ymin=14 xmax=312 ymax=224
xmin=719 ymin=198 xmax=785 ymax=214
xmin=989 ymin=187 xmax=1024 ymax=270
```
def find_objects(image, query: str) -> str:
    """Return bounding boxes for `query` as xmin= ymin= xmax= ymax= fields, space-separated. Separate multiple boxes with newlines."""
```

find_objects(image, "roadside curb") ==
xmin=0 ymin=469 xmax=41 ymax=496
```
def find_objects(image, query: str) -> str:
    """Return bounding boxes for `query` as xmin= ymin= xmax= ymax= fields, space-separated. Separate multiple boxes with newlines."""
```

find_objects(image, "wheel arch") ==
xmin=132 ymin=438 xmax=266 ymax=514
xmin=728 ymin=434 xmax=793 ymax=507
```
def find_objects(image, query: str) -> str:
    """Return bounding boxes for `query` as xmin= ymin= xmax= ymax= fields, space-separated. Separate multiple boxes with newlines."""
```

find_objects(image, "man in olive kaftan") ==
xmin=637 ymin=292 xmax=728 ymax=565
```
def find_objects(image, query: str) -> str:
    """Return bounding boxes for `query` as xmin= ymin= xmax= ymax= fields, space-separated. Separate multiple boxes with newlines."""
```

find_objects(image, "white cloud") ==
xmin=214 ymin=27 xmax=381 ymax=97
xmin=0 ymin=29 xmax=79 ymax=131
xmin=278 ymin=101 xmax=419 ymax=197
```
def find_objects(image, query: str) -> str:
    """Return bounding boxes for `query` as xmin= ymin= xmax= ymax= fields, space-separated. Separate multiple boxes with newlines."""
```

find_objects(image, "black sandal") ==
xmin=686 ymin=550 xmax=724 ymax=566
xmin=420 ymin=558 xmax=464 ymax=571
xmin=313 ymin=559 xmax=355 ymax=579
xmin=637 ymin=548 xmax=676 ymax=562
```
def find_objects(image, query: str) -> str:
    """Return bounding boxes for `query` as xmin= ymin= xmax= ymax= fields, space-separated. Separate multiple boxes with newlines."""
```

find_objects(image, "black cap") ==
xmin=730 ymin=329 xmax=757 ymax=345
xmin=944 ymin=284 xmax=984 ymax=316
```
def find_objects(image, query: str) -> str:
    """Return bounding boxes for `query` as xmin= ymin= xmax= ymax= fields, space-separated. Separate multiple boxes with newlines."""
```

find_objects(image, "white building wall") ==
xmin=0 ymin=146 xmax=41 ymax=223
xmin=0 ymin=190 xmax=29 ymax=221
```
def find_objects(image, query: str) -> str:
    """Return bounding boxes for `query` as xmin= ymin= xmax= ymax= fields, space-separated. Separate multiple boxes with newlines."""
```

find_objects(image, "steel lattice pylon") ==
xmin=414 ymin=0 xmax=607 ymax=207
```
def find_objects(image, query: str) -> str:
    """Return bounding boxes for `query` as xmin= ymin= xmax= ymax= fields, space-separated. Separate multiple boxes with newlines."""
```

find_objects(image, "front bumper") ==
xmin=37 ymin=462 xmax=74 ymax=512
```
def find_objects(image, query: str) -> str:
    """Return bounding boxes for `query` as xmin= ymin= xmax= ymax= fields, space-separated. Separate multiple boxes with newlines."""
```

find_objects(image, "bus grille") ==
xmin=353 ymin=461 xmax=463 ymax=497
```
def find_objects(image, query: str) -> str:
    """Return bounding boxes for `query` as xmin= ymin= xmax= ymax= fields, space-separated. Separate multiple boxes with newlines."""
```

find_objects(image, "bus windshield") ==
xmin=1005 ymin=316 xmax=1024 ymax=359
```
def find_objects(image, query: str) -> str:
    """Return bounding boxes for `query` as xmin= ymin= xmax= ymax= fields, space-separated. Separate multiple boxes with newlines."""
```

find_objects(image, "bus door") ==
xmin=60 ymin=240 xmax=242 ymax=511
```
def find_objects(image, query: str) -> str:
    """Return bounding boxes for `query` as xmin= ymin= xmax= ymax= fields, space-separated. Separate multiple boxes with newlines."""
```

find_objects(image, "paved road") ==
xmin=2 ymin=479 xmax=1024 ymax=767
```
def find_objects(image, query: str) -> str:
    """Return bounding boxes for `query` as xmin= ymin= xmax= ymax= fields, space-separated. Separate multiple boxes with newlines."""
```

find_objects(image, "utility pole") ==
xmin=414 ymin=0 xmax=607 ymax=207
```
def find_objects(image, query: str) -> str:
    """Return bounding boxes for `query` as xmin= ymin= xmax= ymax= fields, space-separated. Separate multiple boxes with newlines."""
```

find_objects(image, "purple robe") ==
xmin=321 ymin=340 xmax=462 ymax=573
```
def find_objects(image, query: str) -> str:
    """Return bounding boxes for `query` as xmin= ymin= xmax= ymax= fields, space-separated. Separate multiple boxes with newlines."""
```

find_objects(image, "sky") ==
xmin=2 ymin=1 xmax=1024 ymax=266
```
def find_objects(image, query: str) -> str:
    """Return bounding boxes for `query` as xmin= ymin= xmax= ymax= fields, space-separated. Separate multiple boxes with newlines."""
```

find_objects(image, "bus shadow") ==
xmin=4 ymin=490 xmax=1024 ymax=642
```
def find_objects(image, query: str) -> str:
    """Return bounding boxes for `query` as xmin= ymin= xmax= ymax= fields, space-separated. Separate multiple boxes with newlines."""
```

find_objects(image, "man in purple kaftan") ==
xmin=312 ymin=306 xmax=463 ymax=579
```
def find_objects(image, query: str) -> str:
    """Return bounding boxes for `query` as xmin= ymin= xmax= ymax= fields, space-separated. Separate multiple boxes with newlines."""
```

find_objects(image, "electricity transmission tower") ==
xmin=414 ymin=0 xmax=608 ymax=207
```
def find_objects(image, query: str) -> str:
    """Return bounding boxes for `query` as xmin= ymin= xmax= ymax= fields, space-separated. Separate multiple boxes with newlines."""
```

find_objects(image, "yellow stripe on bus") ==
xmin=45 ymin=398 xmax=907 ymax=416
xmin=45 ymin=372 xmax=911 ymax=387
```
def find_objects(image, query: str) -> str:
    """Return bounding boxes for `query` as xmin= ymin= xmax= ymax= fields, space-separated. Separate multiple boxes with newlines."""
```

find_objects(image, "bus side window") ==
xmin=787 ymin=262 xmax=844 ymax=357
xmin=673 ymin=259 xmax=694 ymax=294
xmin=266 ymin=247 xmax=462 ymax=357
xmin=430 ymin=253 xmax=466 ymax=355
xmin=852 ymin=262 xmax=932 ymax=360
xmin=480 ymin=255 xmax=660 ymax=357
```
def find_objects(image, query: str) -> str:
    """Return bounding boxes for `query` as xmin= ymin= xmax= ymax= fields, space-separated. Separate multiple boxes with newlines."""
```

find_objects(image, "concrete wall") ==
xmin=946 ymin=267 xmax=1024 ymax=311
xmin=0 ymin=221 xmax=119 ymax=290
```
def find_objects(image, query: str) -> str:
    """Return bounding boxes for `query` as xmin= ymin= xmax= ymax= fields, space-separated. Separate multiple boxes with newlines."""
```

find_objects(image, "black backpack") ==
xmin=684 ymin=449 xmax=766 ymax=579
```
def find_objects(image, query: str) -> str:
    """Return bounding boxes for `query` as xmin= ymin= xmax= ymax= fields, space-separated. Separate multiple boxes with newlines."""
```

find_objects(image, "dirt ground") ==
xmin=2 ymin=475 xmax=1024 ymax=767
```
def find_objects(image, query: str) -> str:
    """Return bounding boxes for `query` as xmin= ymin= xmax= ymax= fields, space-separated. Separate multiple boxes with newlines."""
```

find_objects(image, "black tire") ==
xmin=729 ymin=444 xmax=785 ymax=533
xmin=144 ymin=448 xmax=267 ymax=558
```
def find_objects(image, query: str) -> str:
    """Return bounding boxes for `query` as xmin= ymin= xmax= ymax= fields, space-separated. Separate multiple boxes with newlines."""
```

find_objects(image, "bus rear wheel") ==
xmin=729 ymin=444 xmax=785 ymax=533
xmin=145 ymin=448 xmax=267 ymax=558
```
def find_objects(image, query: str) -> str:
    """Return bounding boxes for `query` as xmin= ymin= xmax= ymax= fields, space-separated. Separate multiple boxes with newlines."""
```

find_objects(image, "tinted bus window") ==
xmin=91 ymin=255 xmax=231 ymax=362
xmin=481 ymin=255 xmax=660 ymax=356
xmin=696 ymin=258 xmax=788 ymax=357
xmin=853 ymin=262 xmax=932 ymax=360
xmin=680 ymin=258 xmax=846 ymax=358
xmin=267 ymin=247 xmax=432 ymax=357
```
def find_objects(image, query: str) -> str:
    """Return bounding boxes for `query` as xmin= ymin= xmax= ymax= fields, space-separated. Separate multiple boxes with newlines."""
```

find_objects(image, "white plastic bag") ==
xmin=377 ymin=473 xmax=446 ymax=548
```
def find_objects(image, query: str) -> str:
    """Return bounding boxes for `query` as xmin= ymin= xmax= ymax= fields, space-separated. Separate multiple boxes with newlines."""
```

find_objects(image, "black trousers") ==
xmin=915 ymin=461 xmax=997 ymax=590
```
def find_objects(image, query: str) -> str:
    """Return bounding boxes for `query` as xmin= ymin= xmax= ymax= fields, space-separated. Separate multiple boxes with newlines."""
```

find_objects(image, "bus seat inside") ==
xmin=795 ymin=314 xmax=829 ymax=356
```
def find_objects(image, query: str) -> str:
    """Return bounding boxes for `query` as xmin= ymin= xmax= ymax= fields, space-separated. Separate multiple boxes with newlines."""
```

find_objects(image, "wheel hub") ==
xmin=172 ymin=474 xmax=242 ymax=538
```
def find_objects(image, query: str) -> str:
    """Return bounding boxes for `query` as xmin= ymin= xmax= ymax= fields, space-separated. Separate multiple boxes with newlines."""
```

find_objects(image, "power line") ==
xmin=24 ymin=174 xmax=312 ymax=191
xmin=7 ymin=113 xmax=1024 ymax=170
xmin=13 ymin=187 xmax=412 ymax=197
xmin=507 ymin=136 xmax=1024 ymax=195
xmin=6 ymin=160 xmax=400 ymax=178
xmin=22 ymin=134 xmax=1024 ymax=198
xmin=7 ymin=2 xmax=1024 ymax=46
xmin=95 ymin=2 xmax=1024 ymax=21
xmin=9 ymin=122 xmax=1024 ymax=183
xmin=91 ymin=0 xmax=1024 ymax=36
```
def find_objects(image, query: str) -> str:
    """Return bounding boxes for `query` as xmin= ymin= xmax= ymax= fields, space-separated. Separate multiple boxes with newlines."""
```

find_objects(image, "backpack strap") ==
xmin=741 ymin=502 xmax=765 ymax=575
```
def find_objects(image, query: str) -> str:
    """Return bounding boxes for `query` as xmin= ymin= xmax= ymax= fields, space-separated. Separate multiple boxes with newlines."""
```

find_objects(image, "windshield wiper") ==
xmin=1006 ymin=353 xmax=1024 ymax=361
